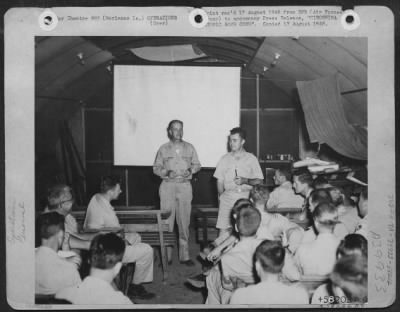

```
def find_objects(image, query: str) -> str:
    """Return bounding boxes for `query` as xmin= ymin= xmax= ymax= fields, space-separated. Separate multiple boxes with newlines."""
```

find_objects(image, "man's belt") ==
xmin=164 ymin=178 xmax=190 ymax=183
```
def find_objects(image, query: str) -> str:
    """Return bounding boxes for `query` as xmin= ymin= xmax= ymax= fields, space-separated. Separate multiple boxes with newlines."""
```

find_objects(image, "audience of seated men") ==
xmin=205 ymin=186 xmax=303 ymax=281
xmin=205 ymin=203 xmax=263 ymax=304
xmin=84 ymin=175 xmax=155 ymax=300
xmin=294 ymin=202 xmax=340 ymax=276
xmin=56 ymin=233 xmax=134 ymax=305
xmin=355 ymin=188 xmax=368 ymax=239
xmin=328 ymin=187 xmax=360 ymax=240
xmin=312 ymin=254 xmax=367 ymax=304
xmin=266 ymin=168 xmax=304 ymax=210
xmin=311 ymin=233 xmax=368 ymax=303
xmin=229 ymin=240 xmax=309 ymax=304
xmin=35 ymin=212 xmax=81 ymax=295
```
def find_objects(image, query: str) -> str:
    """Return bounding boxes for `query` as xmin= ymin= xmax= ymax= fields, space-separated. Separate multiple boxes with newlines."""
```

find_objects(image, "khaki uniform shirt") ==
xmin=153 ymin=140 xmax=201 ymax=182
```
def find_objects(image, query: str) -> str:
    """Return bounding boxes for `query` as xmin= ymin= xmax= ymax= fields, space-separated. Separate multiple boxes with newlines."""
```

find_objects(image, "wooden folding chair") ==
xmin=116 ymin=208 xmax=174 ymax=281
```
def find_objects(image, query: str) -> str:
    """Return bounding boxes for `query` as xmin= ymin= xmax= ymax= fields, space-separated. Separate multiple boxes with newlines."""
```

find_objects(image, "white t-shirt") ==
xmin=56 ymin=276 xmax=133 ymax=304
xmin=295 ymin=232 xmax=340 ymax=276
xmin=230 ymin=280 xmax=309 ymax=304
xmin=35 ymin=246 xmax=81 ymax=295
xmin=84 ymin=194 xmax=120 ymax=229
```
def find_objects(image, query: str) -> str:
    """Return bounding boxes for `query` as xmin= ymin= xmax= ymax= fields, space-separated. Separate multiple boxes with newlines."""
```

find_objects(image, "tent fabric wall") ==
xmin=296 ymin=75 xmax=367 ymax=160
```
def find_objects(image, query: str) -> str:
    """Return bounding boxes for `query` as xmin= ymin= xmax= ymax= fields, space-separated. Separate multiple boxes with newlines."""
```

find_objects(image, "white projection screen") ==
xmin=114 ymin=65 xmax=241 ymax=167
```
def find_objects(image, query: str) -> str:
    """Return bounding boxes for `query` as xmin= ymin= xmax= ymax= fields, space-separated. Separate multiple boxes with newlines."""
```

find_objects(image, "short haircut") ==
xmin=235 ymin=204 xmax=261 ymax=237
xmin=255 ymin=240 xmax=285 ymax=274
xmin=337 ymin=234 xmax=368 ymax=258
xmin=90 ymin=233 xmax=126 ymax=270
xmin=249 ymin=184 xmax=270 ymax=203
xmin=231 ymin=198 xmax=253 ymax=217
xmin=330 ymin=254 xmax=368 ymax=303
xmin=37 ymin=211 xmax=65 ymax=239
xmin=230 ymin=198 xmax=253 ymax=230
xmin=167 ymin=119 xmax=183 ymax=131
xmin=309 ymin=188 xmax=332 ymax=205
xmin=312 ymin=202 xmax=339 ymax=226
xmin=312 ymin=176 xmax=330 ymax=189
xmin=327 ymin=186 xmax=345 ymax=206
xmin=47 ymin=184 xmax=72 ymax=209
xmin=293 ymin=171 xmax=313 ymax=187
xmin=100 ymin=175 xmax=120 ymax=193
xmin=360 ymin=187 xmax=368 ymax=200
xmin=276 ymin=167 xmax=292 ymax=181
xmin=230 ymin=127 xmax=247 ymax=140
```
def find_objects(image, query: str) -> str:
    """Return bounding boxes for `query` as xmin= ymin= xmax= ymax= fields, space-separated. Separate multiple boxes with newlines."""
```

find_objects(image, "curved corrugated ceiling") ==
xmin=35 ymin=36 xmax=367 ymax=129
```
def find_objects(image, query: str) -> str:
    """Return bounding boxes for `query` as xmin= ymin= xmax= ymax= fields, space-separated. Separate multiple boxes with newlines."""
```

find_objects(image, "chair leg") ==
xmin=157 ymin=213 xmax=168 ymax=281
xmin=159 ymin=244 xmax=168 ymax=281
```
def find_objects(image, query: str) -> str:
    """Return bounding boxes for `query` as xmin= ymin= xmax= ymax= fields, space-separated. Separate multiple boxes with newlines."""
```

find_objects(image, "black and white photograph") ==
xmin=4 ymin=6 xmax=396 ymax=309
xmin=33 ymin=35 xmax=369 ymax=306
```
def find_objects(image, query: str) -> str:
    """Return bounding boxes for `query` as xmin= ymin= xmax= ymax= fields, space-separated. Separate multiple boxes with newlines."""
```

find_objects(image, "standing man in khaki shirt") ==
xmin=213 ymin=127 xmax=264 ymax=244
xmin=153 ymin=120 xmax=201 ymax=265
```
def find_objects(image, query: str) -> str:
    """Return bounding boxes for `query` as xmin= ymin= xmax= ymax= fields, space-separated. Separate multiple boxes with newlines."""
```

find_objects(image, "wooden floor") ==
xmin=132 ymin=225 xmax=206 ymax=305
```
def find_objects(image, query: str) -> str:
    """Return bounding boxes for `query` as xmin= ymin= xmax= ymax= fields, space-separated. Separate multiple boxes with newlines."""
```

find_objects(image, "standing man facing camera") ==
xmin=213 ymin=127 xmax=264 ymax=245
xmin=153 ymin=120 xmax=201 ymax=266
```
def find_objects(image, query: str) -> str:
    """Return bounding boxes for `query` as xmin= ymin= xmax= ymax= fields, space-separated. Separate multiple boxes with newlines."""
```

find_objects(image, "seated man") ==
xmin=311 ymin=254 xmax=368 ymax=304
xmin=301 ymin=188 xmax=332 ymax=244
xmin=328 ymin=187 xmax=361 ymax=240
xmin=292 ymin=170 xmax=314 ymax=222
xmin=251 ymin=185 xmax=304 ymax=254
xmin=45 ymin=184 xmax=100 ymax=268
xmin=266 ymin=168 xmax=304 ymax=210
xmin=84 ymin=175 xmax=155 ymax=300
xmin=355 ymin=187 xmax=368 ymax=239
xmin=205 ymin=204 xmax=262 ymax=304
xmin=230 ymin=240 xmax=309 ymax=304
xmin=56 ymin=233 xmax=133 ymax=304
xmin=35 ymin=212 xmax=81 ymax=295
xmin=294 ymin=202 xmax=340 ymax=276
xmin=311 ymin=233 xmax=368 ymax=304
xmin=336 ymin=233 xmax=368 ymax=259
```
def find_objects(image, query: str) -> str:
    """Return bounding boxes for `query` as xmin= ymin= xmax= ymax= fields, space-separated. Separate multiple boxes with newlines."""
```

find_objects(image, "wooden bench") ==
xmin=72 ymin=207 xmax=175 ymax=281
xmin=194 ymin=207 xmax=219 ymax=244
